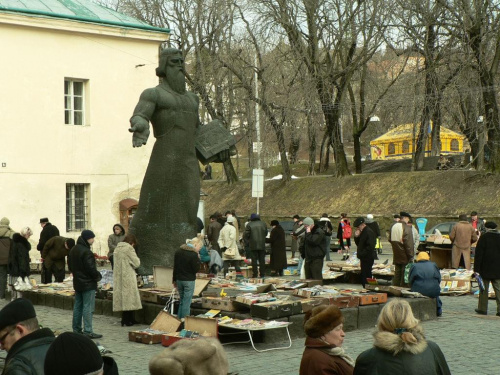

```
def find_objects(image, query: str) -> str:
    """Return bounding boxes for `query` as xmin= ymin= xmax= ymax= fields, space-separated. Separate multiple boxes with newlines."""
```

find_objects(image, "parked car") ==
xmin=266 ymin=220 xmax=340 ymax=251
xmin=425 ymin=221 xmax=457 ymax=238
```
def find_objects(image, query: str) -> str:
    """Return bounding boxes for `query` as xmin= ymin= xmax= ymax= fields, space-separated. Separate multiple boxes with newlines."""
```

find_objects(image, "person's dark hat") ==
xmin=40 ymin=218 xmax=49 ymax=224
xmin=485 ymin=221 xmax=497 ymax=229
xmin=250 ymin=213 xmax=260 ymax=220
xmin=0 ymin=298 xmax=36 ymax=331
xmin=65 ymin=238 xmax=76 ymax=249
xmin=471 ymin=211 xmax=478 ymax=216
xmin=399 ymin=212 xmax=411 ymax=218
xmin=81 ymin=230 xmax=95 ymax=241
xmin=44 ymin=332 xmax=103 ymax=375
xmin=353 ymin=217 xmax=365 ymax=227
xmin=393 ymin=214 xmax=401 ymax=219
xmin=270 ymin=220 xmax=279 ymax=227
xmin=304 ymin=305 xmax=343 ymax=338
xmin=293 ymin=214 xmax=301 ymax=220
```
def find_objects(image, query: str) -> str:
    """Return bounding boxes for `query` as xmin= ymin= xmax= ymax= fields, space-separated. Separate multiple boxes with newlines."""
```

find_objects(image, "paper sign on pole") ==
xmin=252 ymin=169 xmax=264 ymax=198
xmin=253 ymin=142 xmax=263 ymax=153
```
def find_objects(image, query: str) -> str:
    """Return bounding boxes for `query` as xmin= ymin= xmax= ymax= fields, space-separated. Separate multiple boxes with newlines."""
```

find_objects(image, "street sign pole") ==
xmin=252 ymin=169 xmax=264 ymax=214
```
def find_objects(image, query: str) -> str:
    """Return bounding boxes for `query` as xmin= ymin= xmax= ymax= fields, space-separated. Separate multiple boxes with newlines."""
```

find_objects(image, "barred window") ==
xmin=66 ymin=184 xmax=89 ymax=231
xmin=450 ymin=139 xmax=459 ymax=151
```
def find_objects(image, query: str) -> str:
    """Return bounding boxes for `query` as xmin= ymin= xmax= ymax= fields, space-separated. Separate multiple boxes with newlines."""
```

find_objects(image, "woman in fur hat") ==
xmin=354 ymin=299 xmax=451 ymax=375
xmin=300 ymin=305 xmax=354 ymax=375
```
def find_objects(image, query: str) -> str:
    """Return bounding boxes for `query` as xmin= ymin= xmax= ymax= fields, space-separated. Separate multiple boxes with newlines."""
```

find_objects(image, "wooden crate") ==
xmin=129 ymin=310 xmax=181 ymax=345
xmin=161 ymin=316 xmax=218 ymax=347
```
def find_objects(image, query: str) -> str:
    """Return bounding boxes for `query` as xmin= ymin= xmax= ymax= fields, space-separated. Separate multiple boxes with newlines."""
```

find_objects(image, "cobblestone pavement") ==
xmin=3 ymin=247 xmax=498 ymax=374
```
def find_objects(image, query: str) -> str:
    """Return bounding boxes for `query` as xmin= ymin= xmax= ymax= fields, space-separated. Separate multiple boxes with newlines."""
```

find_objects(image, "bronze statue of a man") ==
xmin=129 ymin=48 xmax=222 ymax=274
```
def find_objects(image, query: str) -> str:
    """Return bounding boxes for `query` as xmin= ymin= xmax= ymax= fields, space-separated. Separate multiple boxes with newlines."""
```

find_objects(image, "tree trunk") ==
xmin=306 ymin=110 xmax=316 ymax=175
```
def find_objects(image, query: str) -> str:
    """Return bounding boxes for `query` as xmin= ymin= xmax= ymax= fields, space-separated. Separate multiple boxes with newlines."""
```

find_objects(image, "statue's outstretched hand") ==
xmin=129 ymin=118 xmax=150 ymax=147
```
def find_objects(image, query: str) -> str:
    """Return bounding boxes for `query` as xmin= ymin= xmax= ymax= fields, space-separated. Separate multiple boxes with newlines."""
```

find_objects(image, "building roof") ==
xmin=0 ymin=0 xmax=169 ymax=33
xmin=370 ymin=123 xmax=465 ymax=144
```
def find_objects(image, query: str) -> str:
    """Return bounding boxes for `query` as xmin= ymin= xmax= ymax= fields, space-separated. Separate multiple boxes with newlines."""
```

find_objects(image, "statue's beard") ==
xmin=165 ymin=68 xmax=186 ymax=94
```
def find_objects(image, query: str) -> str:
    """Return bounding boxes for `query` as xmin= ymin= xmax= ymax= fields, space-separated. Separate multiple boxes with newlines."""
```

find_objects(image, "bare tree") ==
xmin=255 ymin=0 xmax=389 ymax=176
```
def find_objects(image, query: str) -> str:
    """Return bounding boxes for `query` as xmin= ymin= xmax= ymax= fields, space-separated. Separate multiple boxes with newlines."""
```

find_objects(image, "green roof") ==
xmin=0 ymin=0 xmax=170 ymax=33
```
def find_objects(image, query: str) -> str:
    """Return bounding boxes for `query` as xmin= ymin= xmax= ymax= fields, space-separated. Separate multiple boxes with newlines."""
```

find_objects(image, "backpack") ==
xmin=342 ymin=221 xmax=352 ymax=239
xmin=321 ymin=220 xmax=333 ymax=236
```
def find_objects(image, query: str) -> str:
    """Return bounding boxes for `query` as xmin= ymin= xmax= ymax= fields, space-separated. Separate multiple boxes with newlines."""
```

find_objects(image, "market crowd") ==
xmin=0 ymin=208 xmax=497 ymax=374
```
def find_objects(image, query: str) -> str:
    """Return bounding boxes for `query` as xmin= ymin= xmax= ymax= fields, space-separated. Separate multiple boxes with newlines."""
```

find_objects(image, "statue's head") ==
xmin=156 ymin=48 xmax=183 ymax=77
xmin=156 ymin=48 xmax=186 ymax=93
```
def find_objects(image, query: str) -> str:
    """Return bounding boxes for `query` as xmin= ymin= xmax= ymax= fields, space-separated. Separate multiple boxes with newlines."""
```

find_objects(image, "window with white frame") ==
xmin=64 ymin=79 xmax=87 ymax=125
xmin=66 ymin=183 xmax=89 ymax=231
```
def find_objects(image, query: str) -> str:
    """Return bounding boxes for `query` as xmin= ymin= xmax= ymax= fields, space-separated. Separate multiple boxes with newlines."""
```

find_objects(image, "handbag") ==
xmin=224 ymin=247 xmax=236 ymax=258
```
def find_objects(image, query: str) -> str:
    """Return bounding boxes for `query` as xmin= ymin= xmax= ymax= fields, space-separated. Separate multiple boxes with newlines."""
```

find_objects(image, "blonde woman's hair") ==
xmin=377 ymin=298 xmax=419 ymax=344
xmin=20 ymin=227 xmax=33 ymax=237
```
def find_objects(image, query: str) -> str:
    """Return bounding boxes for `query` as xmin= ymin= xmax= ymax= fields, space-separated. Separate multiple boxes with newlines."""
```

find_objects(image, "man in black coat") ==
xmin=0 ymin=298 xmax=55 ymax=374
xmin=353 ymin=217 xmax=376 ymax=288
xmin=473 ymin=221 xmax=500 ymax=316
xmin=68 ymin=230 xmax=102 ymax=339
xmin=37 ymin=218 xmax=59 ymax=284
xmin=244 ymin=214 xmax=267 ymax=278
xmin=299 ymin=217 xmax=325 ymax=280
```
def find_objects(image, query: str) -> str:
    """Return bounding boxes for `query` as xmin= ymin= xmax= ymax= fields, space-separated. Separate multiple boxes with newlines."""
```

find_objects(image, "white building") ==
xmin=0 ymin=0 xmax=169 ymax=255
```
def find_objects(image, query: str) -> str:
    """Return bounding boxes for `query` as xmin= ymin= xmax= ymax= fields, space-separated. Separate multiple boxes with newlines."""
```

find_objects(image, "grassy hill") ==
xmin=201 ymin=161 xmax=500 ymax=230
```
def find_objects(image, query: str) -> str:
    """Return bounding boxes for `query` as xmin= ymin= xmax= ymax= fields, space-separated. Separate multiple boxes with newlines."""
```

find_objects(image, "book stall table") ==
xmin=218 ymin=319 xmax=292 ymax=353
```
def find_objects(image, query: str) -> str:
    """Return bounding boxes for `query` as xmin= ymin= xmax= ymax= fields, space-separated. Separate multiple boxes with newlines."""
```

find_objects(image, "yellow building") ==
xmin=0 ymin=0 xmax=169 ymax=255
xmin=370 ymin=123 xmax=466 ymax=160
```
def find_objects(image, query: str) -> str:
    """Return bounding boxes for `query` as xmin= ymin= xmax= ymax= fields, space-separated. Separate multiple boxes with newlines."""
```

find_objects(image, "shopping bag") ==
xmin=474 ymin=272 xmax=485 ymax=292
xmin=404 ymin=262 xmax=413 ymax=284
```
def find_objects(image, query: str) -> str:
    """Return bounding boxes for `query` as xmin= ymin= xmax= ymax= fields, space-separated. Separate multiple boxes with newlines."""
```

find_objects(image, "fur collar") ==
xmin=12 ymin=233 xmax=31 ymax=249
xmin=180 ymin=244 xmax=198 ymax=252
xmin=373 ymin=325 xmax=428 ymax=355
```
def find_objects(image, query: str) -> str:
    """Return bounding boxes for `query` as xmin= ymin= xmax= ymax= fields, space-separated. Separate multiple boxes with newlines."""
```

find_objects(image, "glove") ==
xmin=221 ymin=247 xmax=227 ymax=252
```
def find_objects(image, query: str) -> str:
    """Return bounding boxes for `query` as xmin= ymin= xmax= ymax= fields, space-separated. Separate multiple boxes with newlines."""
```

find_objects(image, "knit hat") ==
xmin=302 ymin=217 xmax=314 ymax=226
xmin=365 ymin=214 xmax=374 ymax=223
xmin=44 ymin=332 xmax=103 ymax=375
xmin=353 ymin=217 xmax=365 ymax=227
xmin=0 ymin=217 xmax=9 ymax=226
xmin=250 ymin=213 xmax=260 ymax=220
xmin=40 ymin=218 xmax=49 ymax=224
xmin=226 ymin=216 xmax=236 ymax=223
xmin=0 ymin=298 xmax=36 ymax=331
xmin=65 ymin=238 xmax=76 ymax=249
xmin=416 ymin=252 xmax=430 ymax=262
xmin=270 ymin=220 xmax=279 ymax=227
xmin=485 ymin=221 xmax=498 ymax=229
xmin=471 ymin=211 xmax=478 ymax=216
xmin=304 ymin=305 xmax=343 ymax=338
xmin=81 ymin=230 xmax=95 ymax=241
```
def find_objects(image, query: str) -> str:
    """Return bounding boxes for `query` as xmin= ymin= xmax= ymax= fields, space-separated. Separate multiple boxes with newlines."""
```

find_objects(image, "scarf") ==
xmin=319 ymin=345 xmax=356 ymax=368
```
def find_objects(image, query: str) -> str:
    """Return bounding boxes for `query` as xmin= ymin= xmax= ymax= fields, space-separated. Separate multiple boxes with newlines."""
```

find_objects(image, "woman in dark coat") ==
xmin=409 ymin=251 xmax=442 ymax=316
xmin=266 ymin=220 xmax=287 ymax=276
xmin=354 ymin=299 xmax=451 ymax=375
xmin=8 ymin=227 xmax=33 ymax=299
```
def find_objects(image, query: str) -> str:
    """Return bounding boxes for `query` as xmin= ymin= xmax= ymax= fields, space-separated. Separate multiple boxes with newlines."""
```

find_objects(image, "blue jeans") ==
xmin=177 ymin=280 xmax=195 ymax=319
xmin=73 ymin=289 xmax=96 ymax=334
